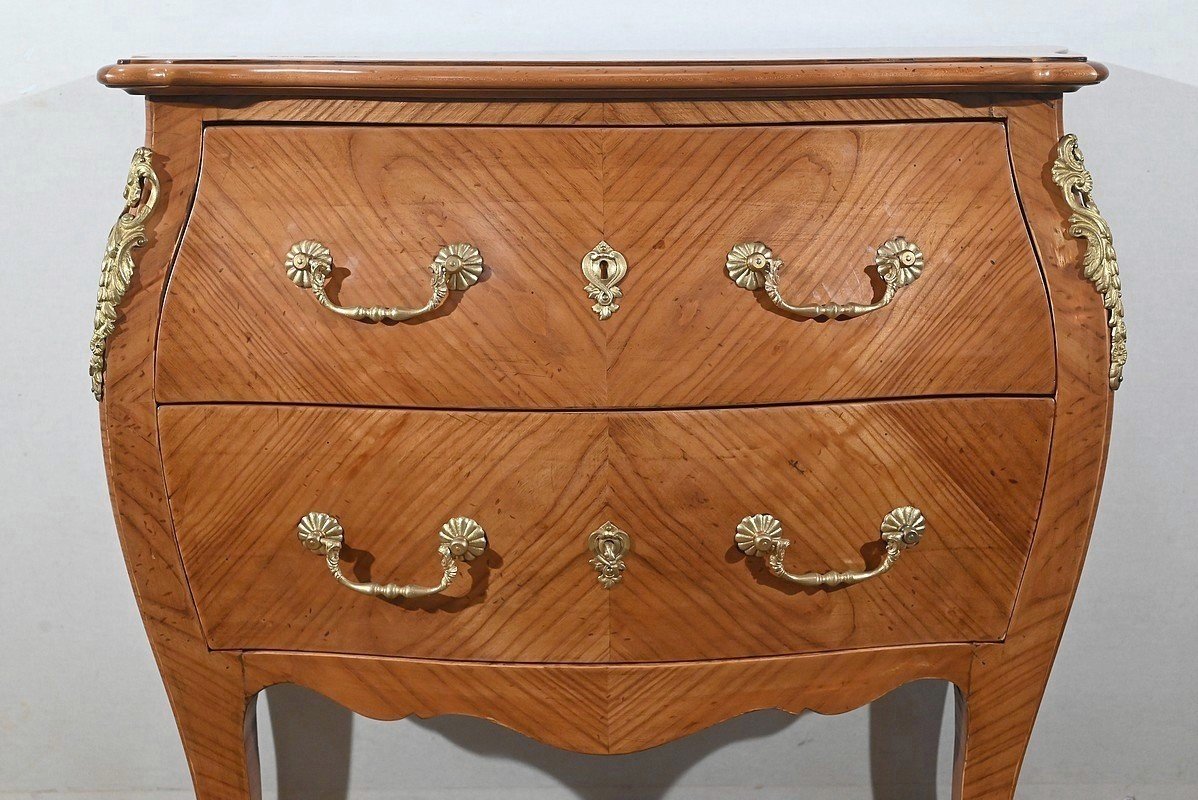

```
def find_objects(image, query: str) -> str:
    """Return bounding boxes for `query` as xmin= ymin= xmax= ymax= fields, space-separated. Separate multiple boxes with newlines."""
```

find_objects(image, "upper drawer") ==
xmin=156 ymin=122 xmax=1054 ymax=407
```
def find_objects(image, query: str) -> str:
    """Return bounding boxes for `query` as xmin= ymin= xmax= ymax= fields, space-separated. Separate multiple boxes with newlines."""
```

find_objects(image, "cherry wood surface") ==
xmin=158 ymin=397 xmax=1051 ymax=661
xmin=100 ymin=103 xmax=261 ymax=798
xmin=159 ymin=406 xmax=611 ymax=662
xmin=185 ymin=93 xmax=999 ymax=126
xmin=603 ymin=122 xmax=1053 ymax=406
xmin=242 ymin=645 xmax=976 ymax=755
xmin=156 ymin=120 xmax=1054 ymax=408
xmin=94 ymin=84 xmax=1115 ymax=800
xmin=156 ymin=124 xmax=605 ymax=408
xmin=98 ymin=56 xmax=1106 ymax=98
xmin=607 ymin=399 xmax=1053 ymax=661
xmin=949 ymin=98 xmax=1116 ymax=799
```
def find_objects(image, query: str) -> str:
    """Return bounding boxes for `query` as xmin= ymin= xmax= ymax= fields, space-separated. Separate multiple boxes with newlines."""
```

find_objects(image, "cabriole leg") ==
xmin=164 ymin=657 xmax=261 ymax=800
xmin=952 ymin=656 xmax=1047 ymax=800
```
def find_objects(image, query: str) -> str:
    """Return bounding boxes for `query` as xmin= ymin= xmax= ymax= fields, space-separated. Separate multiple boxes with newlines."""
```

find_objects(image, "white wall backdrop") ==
xmin=2 ymin=1 xmax=1194 ymax=798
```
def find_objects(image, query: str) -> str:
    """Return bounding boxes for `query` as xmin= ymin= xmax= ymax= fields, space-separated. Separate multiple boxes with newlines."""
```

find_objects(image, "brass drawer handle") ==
xmin=726 ymin=237 xmax=923 ymax=319
xmin=736 ymin=506 xmax=924 ymax=588
xmin=284 ymin=240 xmax=482 ymax=322
xmin=296 ymin=512 xmax=487 ymax=599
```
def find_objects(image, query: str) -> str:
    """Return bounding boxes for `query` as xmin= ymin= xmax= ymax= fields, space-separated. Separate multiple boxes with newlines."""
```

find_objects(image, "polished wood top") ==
xmin=98 ymin=53 xmax=1107 ymax=97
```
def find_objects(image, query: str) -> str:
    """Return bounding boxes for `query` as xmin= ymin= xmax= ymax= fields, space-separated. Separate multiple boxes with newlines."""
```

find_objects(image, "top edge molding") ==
xmin=98 ymin=55 xmax=1108 ymax=99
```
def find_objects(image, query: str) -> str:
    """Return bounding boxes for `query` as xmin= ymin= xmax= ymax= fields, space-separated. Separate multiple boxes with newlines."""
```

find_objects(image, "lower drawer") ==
xmin=158 ymin=398 xmax=1052 ymax=662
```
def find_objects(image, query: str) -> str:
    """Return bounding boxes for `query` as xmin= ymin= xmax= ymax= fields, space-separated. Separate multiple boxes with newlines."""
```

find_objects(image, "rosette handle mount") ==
xmin=726 ymin=237 xmax=924 ymax=319
xmin=284 ymin=240 xmax=483 ymax=322
xmin=297 ymin=512 xmax=487 ymax=600
xmin=736 ymin=506 xmax=925 ymax=589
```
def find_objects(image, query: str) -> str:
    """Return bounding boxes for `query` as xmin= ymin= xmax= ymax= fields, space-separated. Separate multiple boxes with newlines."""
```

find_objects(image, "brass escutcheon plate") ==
xmin=580 ymin=241 xmax=628 ymax=320
xmin=588 ymin=521 xmax=631 ymax=588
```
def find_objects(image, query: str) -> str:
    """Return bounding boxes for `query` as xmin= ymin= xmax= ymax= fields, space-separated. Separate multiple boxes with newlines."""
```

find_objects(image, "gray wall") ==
xmin=2 ymin=1 xmax=1194 ymax=797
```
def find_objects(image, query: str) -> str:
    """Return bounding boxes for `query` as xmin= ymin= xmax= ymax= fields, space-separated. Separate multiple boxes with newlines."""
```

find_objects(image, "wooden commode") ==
xmin=92 ymin=52 xmax=1122 ymax=799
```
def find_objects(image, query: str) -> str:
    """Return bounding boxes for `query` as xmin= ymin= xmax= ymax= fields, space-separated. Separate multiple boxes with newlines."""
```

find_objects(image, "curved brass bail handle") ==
xmin=297 ymin=512 xmax=487 ymax=600
xmin=285 ymin=240 xmax=483 ymax=322
xmin=726 ymin=237 xmax=924 ymax=319
xmin=736 ymin=506 xmax=925 ymax=588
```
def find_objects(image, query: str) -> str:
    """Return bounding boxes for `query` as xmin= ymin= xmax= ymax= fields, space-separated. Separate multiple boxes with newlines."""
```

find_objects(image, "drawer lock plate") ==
xmin=580 ymin=241 xmax=628 ymax=321
xmin=588 ymin=521 xmax=631 ymax=588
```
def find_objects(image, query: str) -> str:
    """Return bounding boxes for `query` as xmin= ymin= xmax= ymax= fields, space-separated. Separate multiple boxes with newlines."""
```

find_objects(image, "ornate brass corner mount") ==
xmin=588 ymin=521 xmax=631 ymax=588
xmin=726 ymin=237 xmax=924 ymax=319
xmin=580 ymin=241 xmax=628 ymax=320
xmin=1052 ymin=133 xmax=1126 ymax=390
xmin=90 ymin=147 xmax=159 ymax=400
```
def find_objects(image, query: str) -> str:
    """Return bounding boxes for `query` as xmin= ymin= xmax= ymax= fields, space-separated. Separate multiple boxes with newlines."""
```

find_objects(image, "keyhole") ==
xmin=598 ymin=258 xmax=610 ymax=280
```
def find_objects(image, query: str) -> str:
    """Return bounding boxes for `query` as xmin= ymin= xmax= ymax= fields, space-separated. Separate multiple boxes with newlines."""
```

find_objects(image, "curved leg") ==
xmin=96 ymin=106 xmax=261 ymax=799
xmin=953 ymin=645 xmax=1048 ymax=799
xmin=165 ymin=655 xmax=261 ymax=799
xmin=951 ymin=98 xmax=1119 ymax=800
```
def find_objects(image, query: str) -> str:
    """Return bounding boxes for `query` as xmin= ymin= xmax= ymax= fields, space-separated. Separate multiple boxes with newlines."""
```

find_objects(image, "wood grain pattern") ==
xmin=98 ymin=57 xmax=1107 ymax=98
xmin=158 ymin=398 xmax=1051 ymax=661
xmin=158 ymin=406 xmax=611 ymax=661
xmin=156 ymin=124 xmax=607 ymax=407
xmin=99 ymin=101 xmax=262 ymax=798
xmin=242 ymin=645 xmax=975 ymax=755
xmin=187 ymin=94 xmax=997 ymax=127
xmin=603 ymin=122 xmax=1054 ymax=405
xmin=949 ymin=98 xmax=1116 ymax=800
xmin=156 ymin=121 xmax=1054 ymax=407
xmin=93 ymin=87 xmax=1116 ymax=800
xmin=608 ymin=399 xmax=1053 ymax=660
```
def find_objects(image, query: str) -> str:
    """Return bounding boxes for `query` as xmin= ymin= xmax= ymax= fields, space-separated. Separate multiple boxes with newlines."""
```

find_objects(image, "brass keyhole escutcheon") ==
xmin=588 ymin=522 xmax=631 ymax=589
xmin=580 ymin=241 xmax=628 ymax=321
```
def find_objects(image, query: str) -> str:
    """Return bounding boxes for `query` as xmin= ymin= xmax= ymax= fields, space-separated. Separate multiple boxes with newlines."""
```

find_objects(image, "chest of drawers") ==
xmin=93 ymin=53 xmax=1121 ymax=799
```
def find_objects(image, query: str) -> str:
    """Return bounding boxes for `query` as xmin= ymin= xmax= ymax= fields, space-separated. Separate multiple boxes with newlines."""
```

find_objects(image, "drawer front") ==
xmin=607 ymin=399 xmax=1052 ymax=660
xmin=160 ymin=406 xmax=612 ymax=662
xmin=157 ymin=121 xmax=1053 ymax=408
xmin=603 ymin=122 xmax=1054 ymax=405
xmin=160 ymin=398 xmax=1052 ymax=662
xmin=157 ymin=125 xmax=608 ymax=407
